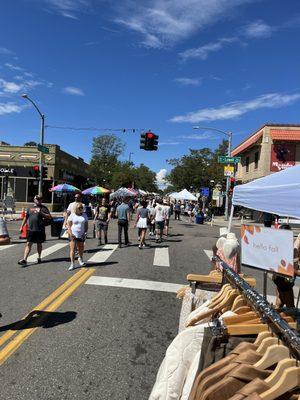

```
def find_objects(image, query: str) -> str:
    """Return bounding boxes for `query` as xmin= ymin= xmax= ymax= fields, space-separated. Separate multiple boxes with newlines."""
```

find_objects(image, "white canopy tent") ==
xmin=230 ymin=164 xmax=300 ymax=230
xmin=169 ymin=189 xmax=197 ymax=201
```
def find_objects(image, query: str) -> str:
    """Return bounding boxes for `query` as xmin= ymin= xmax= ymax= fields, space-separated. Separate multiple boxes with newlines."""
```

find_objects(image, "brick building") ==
xmin=232 ymin=123 xmax=300 ymax=184
xmin=0 ymin=143 xmax=90 ymax=210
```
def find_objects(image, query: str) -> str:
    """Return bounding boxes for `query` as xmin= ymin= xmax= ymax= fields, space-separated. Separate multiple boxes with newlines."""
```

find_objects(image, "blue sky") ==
xmin=1 ymin=0 xmax=300 ymax=185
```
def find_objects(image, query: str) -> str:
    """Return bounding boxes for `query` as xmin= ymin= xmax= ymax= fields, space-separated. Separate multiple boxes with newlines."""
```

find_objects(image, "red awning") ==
xmin=270 ymin=129 xmax=300 ymax=141
xmin=231 ymin=130 xmax=263 ymax=156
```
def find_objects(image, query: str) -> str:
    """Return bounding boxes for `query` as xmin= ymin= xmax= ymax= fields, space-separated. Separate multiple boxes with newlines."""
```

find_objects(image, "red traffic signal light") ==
xmin=146 ymin=132 xmax=154 ymax=139
xmin=33 ymin=165 xmax=40 ymax=178
xmin=33 ymin=165 xmax=39 ymax=171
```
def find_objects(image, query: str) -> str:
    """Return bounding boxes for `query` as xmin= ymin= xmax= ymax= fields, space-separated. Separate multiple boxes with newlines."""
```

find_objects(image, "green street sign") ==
xmin=218 ymin=156 xmax=241 ymax=164
xmin=37 ymin=144 xmax=49 ymax=154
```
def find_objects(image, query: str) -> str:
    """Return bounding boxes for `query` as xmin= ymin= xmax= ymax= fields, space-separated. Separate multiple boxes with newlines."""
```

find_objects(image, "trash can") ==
xmin=195 ymin=214 xmax=204 ymax=224
xmin=51 ymin=217 xmax=64 ymax=237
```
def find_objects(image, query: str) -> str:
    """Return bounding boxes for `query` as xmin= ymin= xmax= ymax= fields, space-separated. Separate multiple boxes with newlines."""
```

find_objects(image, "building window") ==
xmin=255 ymin=151 xmax=259 ymax=169
xmin=15 ymin=178 xmax=27 ymax=202
xmin=246 ymin=156 xmax=250 ymax=172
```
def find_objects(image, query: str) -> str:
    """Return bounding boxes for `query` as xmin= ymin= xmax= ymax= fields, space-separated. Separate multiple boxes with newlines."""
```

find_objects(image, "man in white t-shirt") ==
xmin=153 ymin=199 xmax=168 ymax=243
xmin=64 ymin=193 xmax=86 ymax=226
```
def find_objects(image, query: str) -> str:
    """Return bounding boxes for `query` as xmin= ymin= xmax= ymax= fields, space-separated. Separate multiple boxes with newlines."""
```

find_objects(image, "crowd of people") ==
xmin=16 ymin=194 xmax=192 ymax=270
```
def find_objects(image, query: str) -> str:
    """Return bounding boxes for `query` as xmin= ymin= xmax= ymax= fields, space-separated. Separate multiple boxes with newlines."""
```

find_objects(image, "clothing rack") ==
xmin=220 ymin=260 xmax=300 ymax=360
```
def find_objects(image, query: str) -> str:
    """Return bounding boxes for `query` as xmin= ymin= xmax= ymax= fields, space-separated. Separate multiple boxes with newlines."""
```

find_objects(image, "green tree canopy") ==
xmin=24 ymin=141 xmax=37 ymax=146
xmin=166 ymin=139 xmax=228 ymax=191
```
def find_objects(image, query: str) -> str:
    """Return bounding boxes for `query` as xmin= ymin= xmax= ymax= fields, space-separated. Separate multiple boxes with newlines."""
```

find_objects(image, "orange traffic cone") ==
xmin=274 ymin=218 xmax=279 ymax=229
xmin=19 ymin=208 xmax=27 ymax=239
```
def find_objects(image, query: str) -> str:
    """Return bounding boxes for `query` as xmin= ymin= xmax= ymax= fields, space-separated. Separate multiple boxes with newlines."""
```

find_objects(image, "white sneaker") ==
xmin=68 ymin=263 xmax=75 ymax=271
xmin=78 ymin=258 xmax=86 ymax=267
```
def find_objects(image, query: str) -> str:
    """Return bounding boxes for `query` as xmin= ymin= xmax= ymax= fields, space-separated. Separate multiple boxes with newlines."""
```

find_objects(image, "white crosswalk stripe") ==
xmin=85 ymin=276 xmax=182 ymax=293
xmin=204 ymin=249 xmax=213 ymax=260
xmin=87 ymin=244 xmax=118 ymax=264
xmin=153 ymin=247 xmax=170 ymax=267
xmin=27 ymin=242 xmax=69 ymax=262
xmin=0 ymin=244 xmax=16 ymax=251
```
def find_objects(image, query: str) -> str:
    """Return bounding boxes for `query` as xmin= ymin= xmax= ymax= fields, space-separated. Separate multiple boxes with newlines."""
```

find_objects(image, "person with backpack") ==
xmin=94 ymin=198 xmax=112 ymax=246
xmin=18 ymin=195 xmax=52 ymax=266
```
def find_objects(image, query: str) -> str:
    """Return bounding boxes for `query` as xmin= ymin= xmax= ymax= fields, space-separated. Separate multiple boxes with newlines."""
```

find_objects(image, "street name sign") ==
xmin=37 ymin=144 xmax=49 ymax=154
xmin=218 ymin=156 xmax=241 ymax=164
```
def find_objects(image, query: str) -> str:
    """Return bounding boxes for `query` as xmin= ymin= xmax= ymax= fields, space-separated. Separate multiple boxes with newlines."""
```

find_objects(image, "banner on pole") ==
xmin=241 ymin=224 xmax=294 ymax=276
xmin=224 ymin=166 xmax=234 ymax=177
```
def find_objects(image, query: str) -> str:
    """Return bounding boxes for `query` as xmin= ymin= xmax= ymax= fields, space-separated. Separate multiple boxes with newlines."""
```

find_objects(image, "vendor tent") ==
xmin=232 ymin=164 xmax=300 ymax=219
xmin=170 ymin=189 xmax=197 ymax=201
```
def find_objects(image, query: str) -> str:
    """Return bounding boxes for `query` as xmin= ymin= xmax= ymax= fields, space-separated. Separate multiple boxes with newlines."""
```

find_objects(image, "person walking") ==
xmin=154 ymin=199 xmax=167 ymax=243
xmin=135 ymin=200 xmax=150 ymax=249
xmin=18 ymin=195 xmax=52 ymax=266
xmin=174 ymin=201 xmax=181 ymax=220
xmin=64 ymin=193 xmax=86 ymax=224
xmin=148 ymin=201 xmax=156 ymax=237
xmin=67 ymin=202 xmax=88 ymax=271
xmin=116 ymin=198 xmax=130 ymax=248
xmin=94 ymin=198 xmax=111 ymax=246
xmin=164 ymin=200 xmax=171 ymax=236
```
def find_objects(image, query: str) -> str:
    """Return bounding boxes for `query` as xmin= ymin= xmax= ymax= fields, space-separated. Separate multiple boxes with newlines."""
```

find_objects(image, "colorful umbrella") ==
xmin=49 ymin=183 xmax=81 ymax=193
xmin=82 ymin=186 xmax=110 ymax=195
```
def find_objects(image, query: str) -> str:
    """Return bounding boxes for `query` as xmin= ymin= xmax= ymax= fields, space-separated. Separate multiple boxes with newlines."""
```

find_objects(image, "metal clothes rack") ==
xmin=220 ymin=261 xmax=300 ymax=360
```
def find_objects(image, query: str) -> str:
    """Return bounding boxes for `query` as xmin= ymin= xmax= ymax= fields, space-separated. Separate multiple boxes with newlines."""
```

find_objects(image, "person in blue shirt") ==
xmin=116 ymin=198 xmax=130 ymax=248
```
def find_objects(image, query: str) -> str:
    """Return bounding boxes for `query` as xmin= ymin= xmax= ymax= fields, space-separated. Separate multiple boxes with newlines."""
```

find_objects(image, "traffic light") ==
xmin=146 ymin=131 xmax=159 ymax=151
xmin=140 ymin=131 xmax=159 ymax=151
xmin=42 ymin=166 xmax=48 ymax=179
xmin=33 ymin=165 xmax=40 ymax=179
xmin=140 ymin=132 xmax=148 ymax=150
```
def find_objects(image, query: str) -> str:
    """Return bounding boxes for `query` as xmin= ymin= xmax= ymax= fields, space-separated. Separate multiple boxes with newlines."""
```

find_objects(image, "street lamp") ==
xmin=193 ymin=126 xmax=232 ymax=221
xmin=21 ymin=94 xmax=45 ymax=196
xmin=129 ymin=152 xmax=134 ymax=162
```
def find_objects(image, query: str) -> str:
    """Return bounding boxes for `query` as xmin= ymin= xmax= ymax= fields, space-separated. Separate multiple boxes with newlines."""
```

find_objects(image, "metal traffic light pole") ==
xmin=193 ymin=126 xmax=232 ymax=221
xmin=22 ymin=94 xmax=45 ymax=196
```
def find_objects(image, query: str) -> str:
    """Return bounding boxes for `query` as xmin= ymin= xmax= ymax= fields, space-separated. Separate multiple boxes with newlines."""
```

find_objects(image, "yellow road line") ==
xmin=0 ymin=267 xmax=95 ymax=366
xmin=0 ymin=268 xmax=88 ymax=349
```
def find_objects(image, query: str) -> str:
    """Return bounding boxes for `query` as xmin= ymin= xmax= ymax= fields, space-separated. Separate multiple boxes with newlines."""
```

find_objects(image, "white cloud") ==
xmin=114 ymin=0 xmax=254 ymax=48
xmin=0 ymin=79 xmax=23 ymax=93
xmin=180 ymin=37 xmax=239 ymax=60
xmin=243 ymin=20 xmax=273 ymax=38
xmin=170 ymin=92 xmax=300 ymax=123
xmin=4 ymin=63 xmax=23 ymax=71
xmin=180 ymin=133 xmax=213 ymax=140
xmin=174 ymin=77 xmax=202 ymax=86
xmin=63 ymin=86 xmax=85 ymax=96
xmin=156 ymin=168 xmax=168 ymax=188
xmin=0 ymin=102 xmax=23 ymax=115
xmin=40 ymin=0 xmax=91 ymax=19
xmin=0 ymin=47 xmax=15 ymax=55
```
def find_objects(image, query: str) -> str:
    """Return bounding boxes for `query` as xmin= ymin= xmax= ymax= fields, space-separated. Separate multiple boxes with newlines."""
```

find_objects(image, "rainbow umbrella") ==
xmin=50 ymin=183 xmax=81 ymax=193
xmin=82 ymin=186 xmax=110 ymax=195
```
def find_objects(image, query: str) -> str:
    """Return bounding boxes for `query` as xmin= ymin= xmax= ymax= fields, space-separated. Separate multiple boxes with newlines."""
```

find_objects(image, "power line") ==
xmin=45 ymin=125 xmax=148 ymax=133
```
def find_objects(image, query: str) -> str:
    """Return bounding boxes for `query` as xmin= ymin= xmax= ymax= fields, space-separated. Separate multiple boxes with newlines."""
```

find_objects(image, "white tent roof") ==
xmin=170 ymin=189 xmax=197 ymax=201
xmin=232 ymin=165 xmax=300 ymax=219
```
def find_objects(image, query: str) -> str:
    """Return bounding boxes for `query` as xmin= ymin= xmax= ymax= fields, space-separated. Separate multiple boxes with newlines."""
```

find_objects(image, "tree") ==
xmin=24 ymin=141 xmax=37 ymax=146
xmin=90 ymin=134 xmax=125 ymax=187
xmin=166 ymin=140 xmax=228 ymax=191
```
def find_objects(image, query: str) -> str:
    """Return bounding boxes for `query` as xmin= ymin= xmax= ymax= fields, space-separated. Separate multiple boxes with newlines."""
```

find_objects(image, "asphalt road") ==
xmin=0 ymin=217 xmax=281 ymax=400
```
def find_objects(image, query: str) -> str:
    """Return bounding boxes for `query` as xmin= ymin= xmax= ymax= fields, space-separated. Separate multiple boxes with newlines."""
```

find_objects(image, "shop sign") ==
xmin=224 ymin=166 xmax=234 ymax=177
xmin=241 ymin=224 xmax=294 ymax=276
xmin=270 ymin=144 xmax=295 ymax=171
xmin=0 ymin=167 xmax=15 ymax=175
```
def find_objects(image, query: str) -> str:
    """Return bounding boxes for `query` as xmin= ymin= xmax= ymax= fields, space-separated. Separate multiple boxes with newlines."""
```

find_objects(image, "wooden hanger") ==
xmin=265 ymin=358 xmax=297 ymax=387
xmin=254 ymin=331 xmax=272 ymax=346
xmin=260 ymin=366 xmax=300 ymax=400
xmin=254 ymin=344 xmax=290 ymax=369
xmin=234 ymin=305 xmax=252 ymax=315
xmin=257 ymin=337 xmax=279 ymax=354
xmin=231 ymin=295 xmax=247 ymax=312
xmin=226 ymin=322 xmax=297 ymax=336
xmin=223 ymin=311 xmax=258 ymax=325
xmin=209 ymin=285 xmax=231 ymax=308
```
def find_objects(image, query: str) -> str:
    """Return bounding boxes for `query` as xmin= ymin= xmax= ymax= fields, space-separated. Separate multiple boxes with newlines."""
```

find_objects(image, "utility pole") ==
xmin=21 ymin=94 xmax=45 ymax=196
